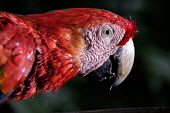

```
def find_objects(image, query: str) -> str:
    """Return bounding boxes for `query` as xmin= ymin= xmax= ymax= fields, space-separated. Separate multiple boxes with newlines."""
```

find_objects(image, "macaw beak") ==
xmin=85 ymin=38 xmax=135 ymax=89
xmin=110 ymin=38 xmax=135 ymax=89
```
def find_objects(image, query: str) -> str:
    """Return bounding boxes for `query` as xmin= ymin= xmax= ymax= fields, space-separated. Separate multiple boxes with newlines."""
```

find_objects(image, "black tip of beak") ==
xmin=109 ymin=77 xmax=121 ymax=90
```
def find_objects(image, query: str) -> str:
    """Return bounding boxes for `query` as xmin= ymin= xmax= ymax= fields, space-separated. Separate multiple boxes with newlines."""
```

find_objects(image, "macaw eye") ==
xmin=102 ymin=26 xmax=113 ymax=38
xmin=104 ymin=29 xmax=110 ymax=36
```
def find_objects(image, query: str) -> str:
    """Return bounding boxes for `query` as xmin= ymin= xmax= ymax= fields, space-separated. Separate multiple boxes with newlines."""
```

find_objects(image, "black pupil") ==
xmin=106 ymin=30 xmax=110 ymax=35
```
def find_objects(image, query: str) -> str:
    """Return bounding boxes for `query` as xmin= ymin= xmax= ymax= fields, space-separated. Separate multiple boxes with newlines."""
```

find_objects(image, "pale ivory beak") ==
xmin=110 ymin=38 xmax=135 ymax=89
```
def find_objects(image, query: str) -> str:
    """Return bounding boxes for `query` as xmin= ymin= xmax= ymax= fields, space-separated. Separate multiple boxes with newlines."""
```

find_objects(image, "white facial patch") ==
xmin=79 ymin=23 xmax=125 ymax=76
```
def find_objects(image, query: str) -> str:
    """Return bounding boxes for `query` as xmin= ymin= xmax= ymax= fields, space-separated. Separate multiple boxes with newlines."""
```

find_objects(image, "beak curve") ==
xmin=110 ymin=38 xmax=135 ymax=89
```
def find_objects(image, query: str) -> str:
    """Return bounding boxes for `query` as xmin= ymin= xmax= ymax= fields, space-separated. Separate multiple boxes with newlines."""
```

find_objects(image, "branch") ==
xmin=55 ymin=107 xmax=170 ymax=113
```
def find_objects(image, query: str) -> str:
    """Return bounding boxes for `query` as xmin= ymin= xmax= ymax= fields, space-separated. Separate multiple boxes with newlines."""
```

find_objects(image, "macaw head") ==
xmin=56 ymin=8 xmax=137 ymax=88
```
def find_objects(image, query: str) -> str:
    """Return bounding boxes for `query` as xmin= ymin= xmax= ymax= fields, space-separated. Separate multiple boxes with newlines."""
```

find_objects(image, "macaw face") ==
xmin=78 ymin=22 xmax=135 ymax=88
xmin=79 ymin=23 xmax=126 ymax=75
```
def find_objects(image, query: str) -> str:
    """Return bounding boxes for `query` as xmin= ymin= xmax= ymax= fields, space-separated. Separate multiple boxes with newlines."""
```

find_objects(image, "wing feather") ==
xmin=0 ymin=11 xmax=35 ymax=103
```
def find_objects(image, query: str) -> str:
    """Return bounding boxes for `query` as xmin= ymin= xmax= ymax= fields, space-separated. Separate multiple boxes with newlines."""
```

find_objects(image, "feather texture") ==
xmin=0 ymin=8 xmax=137 ymax=103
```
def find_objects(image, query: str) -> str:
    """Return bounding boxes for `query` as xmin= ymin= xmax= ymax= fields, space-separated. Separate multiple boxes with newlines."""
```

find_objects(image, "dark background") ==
xmin=0 ymin=0 xmax=170 ymax=113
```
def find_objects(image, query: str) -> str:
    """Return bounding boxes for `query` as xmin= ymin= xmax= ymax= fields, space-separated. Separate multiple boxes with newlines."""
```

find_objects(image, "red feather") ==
xmin=118 ymin=18 xmax=138 ymax=46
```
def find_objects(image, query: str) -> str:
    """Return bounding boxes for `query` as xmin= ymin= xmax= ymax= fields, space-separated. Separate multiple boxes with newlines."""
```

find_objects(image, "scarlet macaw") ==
xmin=0 ymin=8 xmax=137 ymax=103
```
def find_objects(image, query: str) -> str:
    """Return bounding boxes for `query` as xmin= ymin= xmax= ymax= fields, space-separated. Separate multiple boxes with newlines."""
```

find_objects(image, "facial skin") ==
xmin=79 ymin=23 xmax=125 ymax=76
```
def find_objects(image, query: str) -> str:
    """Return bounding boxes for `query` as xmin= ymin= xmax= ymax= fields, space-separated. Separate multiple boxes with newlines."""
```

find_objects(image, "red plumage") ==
xmin=118 ymin=18 xmax=137 ymax=46
xmin=0 ymin=8 xmax=137 ymax=103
